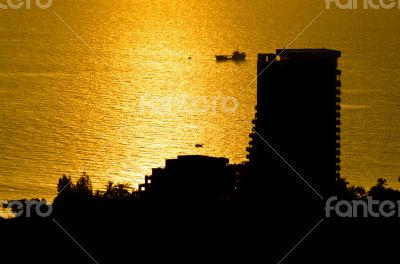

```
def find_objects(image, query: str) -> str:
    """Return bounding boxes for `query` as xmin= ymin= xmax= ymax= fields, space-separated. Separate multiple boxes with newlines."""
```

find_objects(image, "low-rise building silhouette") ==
xmin=139 ymin=155 xmax=238 ymax=205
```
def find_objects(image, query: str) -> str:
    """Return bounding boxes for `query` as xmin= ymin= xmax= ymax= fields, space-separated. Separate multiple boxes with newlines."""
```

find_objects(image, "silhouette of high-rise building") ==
xmin=246 ymin=49 xmax=342 ymax=199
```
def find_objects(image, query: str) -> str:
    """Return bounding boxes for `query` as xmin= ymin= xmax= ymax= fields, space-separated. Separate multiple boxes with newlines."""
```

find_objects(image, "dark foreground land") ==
xmin=1 ymin=207 xmax=399 ymax=263
xmin=1 ymin=175 xmax=399 ymax=263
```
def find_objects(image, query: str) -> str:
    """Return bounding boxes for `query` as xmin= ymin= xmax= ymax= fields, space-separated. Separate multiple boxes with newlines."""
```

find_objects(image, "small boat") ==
xmin=195 ymin=144 xmax=203 ymax=148
xmin=216 ymin=50 xmax=247 ymax=61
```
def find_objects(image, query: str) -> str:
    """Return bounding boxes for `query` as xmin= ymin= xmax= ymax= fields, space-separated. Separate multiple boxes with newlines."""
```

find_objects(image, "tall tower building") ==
xmin=247 ymin=49 xmax=342 ymax=199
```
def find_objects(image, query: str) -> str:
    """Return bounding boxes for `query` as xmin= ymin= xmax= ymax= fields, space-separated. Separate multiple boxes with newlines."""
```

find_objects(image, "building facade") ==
xmin=246 ymin=49 xmax=342 ymax=199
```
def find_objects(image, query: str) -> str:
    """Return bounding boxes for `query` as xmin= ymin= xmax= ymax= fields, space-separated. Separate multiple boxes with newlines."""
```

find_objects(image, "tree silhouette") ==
xmin=57 ymin=174 xmax=74 ymax=195
xmin=103 ymin=181 xmax=132 ymax=199
xmin=74 ymin=172 xmax=93 ymax=197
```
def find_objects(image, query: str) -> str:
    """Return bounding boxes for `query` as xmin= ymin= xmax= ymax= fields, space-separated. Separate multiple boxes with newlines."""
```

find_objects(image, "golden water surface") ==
xmin=1 ymin=0 xmax=400 ymax=207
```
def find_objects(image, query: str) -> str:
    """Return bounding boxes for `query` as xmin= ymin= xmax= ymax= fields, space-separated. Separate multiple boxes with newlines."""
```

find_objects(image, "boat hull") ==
xmin=216 ymin=55 xmax=229 ymax=61
xmin=215 ymin=51 xmax=246 ymax=61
